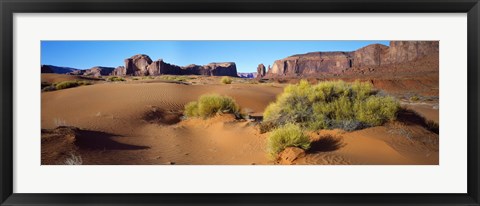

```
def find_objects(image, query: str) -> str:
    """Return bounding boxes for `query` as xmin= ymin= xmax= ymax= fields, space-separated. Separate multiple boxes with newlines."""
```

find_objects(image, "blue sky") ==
xmin=41 ymin=41 xmax=390 ymax=73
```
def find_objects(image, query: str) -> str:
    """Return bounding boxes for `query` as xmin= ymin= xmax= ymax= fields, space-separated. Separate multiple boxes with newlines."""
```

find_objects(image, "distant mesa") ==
xmin=112 ymin=54 xmax=238 ymax=77
xmin=41 ymin=65 xmax=79 ymax=74
xmin=238 ymin=72 xmax=257 ymax=78
xmin=41 ymin=54 xmax=238 ymax=77
xmin=264 ymin=41 xmax=439 ymax=78
xmin=68 ymin=66 xmax=115 ymax=77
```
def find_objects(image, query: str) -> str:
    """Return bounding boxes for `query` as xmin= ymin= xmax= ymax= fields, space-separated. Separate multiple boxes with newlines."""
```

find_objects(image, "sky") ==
xmin=41 ymin=41 xmax=390 ymax=73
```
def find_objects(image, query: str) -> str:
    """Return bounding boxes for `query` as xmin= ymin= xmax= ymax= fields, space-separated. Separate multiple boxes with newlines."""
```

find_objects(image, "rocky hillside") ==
xmin=41 ymin=65 xmax=79 ymax=74
xmin=264 ymin=41 xmax=439 ymax=78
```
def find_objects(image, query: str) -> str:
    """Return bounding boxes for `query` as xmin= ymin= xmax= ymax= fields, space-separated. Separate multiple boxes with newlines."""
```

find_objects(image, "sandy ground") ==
xmin=41 ymin=75 xmax=439 ymax=165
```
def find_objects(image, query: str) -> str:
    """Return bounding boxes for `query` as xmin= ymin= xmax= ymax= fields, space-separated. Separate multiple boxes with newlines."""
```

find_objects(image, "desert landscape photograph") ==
xmin=41 ymin=40 xmax=439 ymax=165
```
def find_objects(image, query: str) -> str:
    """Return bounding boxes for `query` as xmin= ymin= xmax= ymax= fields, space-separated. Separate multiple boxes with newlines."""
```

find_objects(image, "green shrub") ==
xmin=355 ymin=96 xmax=399 ymax=126
xmin=160 ymin=75 xmax=189 ymax=82
xmin=410 ymin=95 xmax=420 ymax=102
xmin=221 ymin=76 xmax=233 ymax=84
xmin=107 ymin=76 xmax=125 ymax=82
xmin=262 ymin=80 xmax=399 ymax=132
xmin=54 ymin=80 xmax=91 ymax=90
xmin=183 ymin=94 xmax=241 ymax=118
xmin=55 ymin=81 xmax=79 ymax=90
xmin=184 ymin=101 xmax=199 ymax=117
xmin=267 ymin=123 xmax=311 ymax=157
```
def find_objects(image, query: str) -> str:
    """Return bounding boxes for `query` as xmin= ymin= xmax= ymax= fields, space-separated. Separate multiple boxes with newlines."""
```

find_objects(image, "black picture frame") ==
xmin=1 ymin=0 xmax=479 ymax=205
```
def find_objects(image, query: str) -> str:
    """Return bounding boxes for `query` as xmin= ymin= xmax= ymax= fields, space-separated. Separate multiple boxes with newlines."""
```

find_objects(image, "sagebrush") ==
xmin=220 ymin=76 xmax=233 ymax=84
xmin=262 ymin=80 xmax=399 ymax=132
xmin=54 ymin=80 xmax=91 ymax=90
xmin=184 ymin=94 xmax=241 ymax=118
xmin=267 ymin=123 xmax=311 ymax=157
xmin=107 ymin=76 xmax=125 ymax=82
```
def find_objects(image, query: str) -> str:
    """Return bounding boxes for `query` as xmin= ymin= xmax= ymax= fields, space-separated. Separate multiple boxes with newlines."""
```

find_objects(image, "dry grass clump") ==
xmin=106 ymin=76 xmax=125 ymax=82
xmin=267 ymin=123 xmax=311 ymax=157
xmin=161 ymin=75 xmax=191 ymax=82
xmin=42 ymin=80 xmax=92 ymax=91
xmin=184 ymin=94 xmax=241 ymax=118
xmin=262 ymin=80 xmax=399 ymax=132
xmin=220 ymin=76 xmax=233 ymax=84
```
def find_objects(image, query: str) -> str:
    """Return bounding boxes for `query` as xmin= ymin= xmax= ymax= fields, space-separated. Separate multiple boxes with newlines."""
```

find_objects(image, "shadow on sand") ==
xmin=75 ymin=130 xmax=150 ymax=151
xmin=396 ymin=108 xmax=439 ymax=134
xmin=308 ymin=135 xmax=345 ymax=153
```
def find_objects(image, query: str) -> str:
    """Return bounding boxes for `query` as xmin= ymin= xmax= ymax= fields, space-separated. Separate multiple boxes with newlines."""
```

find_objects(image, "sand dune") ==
xmin=42 ymin=78 xmax=439 ymax=165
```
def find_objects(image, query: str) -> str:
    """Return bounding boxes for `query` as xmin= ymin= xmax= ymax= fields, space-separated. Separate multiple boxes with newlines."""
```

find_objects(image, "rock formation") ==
xmin=111 ymin=66 xmax=126 ymax=76
xmin=124 ymin=54 xmax=153 ymax=76
xmin=268 ymin=52 xmax=353 ymax=77
xmin=256 ymin=64 xmax=266 ymax=79
xmin=120 ymin=55 xmax=238 ymax=77
xmin=204 ymin=62 xmax=238 ymax=76
xmin=82 ymin=66 xmax=115 ymax=77
xmin=265 ymin=41 xmax=439 ymax=78
xmin=67 ymin=66 xmax=115 ymax=77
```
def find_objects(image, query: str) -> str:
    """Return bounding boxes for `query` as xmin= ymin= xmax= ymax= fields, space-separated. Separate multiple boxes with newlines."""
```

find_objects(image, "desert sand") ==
xmin=41 ymin=75 xmax=439 ymax=165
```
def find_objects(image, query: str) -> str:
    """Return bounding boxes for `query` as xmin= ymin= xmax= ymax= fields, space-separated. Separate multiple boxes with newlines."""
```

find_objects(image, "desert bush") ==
xmin=54 ymin=80 xmax=91 ymax=90
xmin=267 ymin=123 xmax=311 ymax=157
xmin=221 ymin=76 xmax=233 ymax=84
xmin=161 ymin=75 xmax=190 ymax=82
xmin=183 ymin=94 xmax=240 ymax=118
xmin=107 ymin=76 xmax=125 ymax=82
xmin=262 ymin=80 xmax=399 ymax=132
xmin=55 ymin=81 xmax=80 ymax=90
xmin=355 ymin=96 xmax=399 ymax=126
xmin=410 ymin=95 xmax=420 ymax=102
xmin=142 ymin=76 xmax=155 ymax=80
xmin=184 ymin=101 xmax=200 ymax=117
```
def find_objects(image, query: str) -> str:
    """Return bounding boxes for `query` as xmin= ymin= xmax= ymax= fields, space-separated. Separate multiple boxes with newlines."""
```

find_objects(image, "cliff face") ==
xmin=205 ymin=62 xmax=238 ymax=76
xmin=269 ymin=52 xmax=353 ymax=76
xmin=383 ymin=41 xmax=439 ymax=64
xmin=124 ymin=54 xmax=153 ymax=76
xmin=111 ymin=66 xmax=126 ymax=76
xmin=265 ymin=41 xmax=439 ymax=78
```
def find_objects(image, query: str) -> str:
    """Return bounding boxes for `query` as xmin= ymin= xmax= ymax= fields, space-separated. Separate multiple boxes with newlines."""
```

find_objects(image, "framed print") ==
xmin=1 ymin=0 xmax=479 ymax=205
